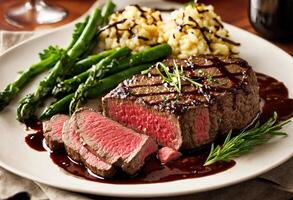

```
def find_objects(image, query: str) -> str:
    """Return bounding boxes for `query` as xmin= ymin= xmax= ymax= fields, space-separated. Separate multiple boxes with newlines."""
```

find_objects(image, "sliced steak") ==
xmin=103 ymin=55 xmax=260 ymax=150
xmin=62 ymin=115 xmax=82 ymax=162
xmin=62 ymin=113 xmax=115 ymax=177
xmin=74 ymin=108 xmax=158 ymax=175
xmin=79 ymin=146 xmax=115 ymax=177
xmin=158 ymin=147 xmax=182 ymax=164
xmin=42 ymin=114 xmax=69 ymax=151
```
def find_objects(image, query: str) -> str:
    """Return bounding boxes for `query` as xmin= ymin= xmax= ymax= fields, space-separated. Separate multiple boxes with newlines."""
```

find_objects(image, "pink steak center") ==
xmin=106 ymin=100 xmax=179 ymax=149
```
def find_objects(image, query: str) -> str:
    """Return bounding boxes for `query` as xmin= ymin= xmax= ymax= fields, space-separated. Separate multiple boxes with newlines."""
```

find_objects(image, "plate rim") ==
xmin=0 ymin=22 xmax=292 ymax=198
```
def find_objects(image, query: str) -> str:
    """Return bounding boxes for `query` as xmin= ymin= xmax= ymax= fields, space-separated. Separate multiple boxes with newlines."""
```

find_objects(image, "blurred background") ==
xmin=0 ymin=0 xmax=96 ymax=31
xmin=0 ymin=0 xmax=292 ymax=54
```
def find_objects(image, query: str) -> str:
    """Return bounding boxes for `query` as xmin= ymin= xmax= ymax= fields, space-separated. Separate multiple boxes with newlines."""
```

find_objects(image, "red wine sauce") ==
xmin=24 ymin=73 xmax=293 ymax=184
xmin=24 ymin=120 xmax=45 ymax=152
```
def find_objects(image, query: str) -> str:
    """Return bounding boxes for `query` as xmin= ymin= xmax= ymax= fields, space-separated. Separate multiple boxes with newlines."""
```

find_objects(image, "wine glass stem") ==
xmin=5 ymin=0 xmax=68 ymax=28
xmin=28 ymin=0 xmax=44 ymax=8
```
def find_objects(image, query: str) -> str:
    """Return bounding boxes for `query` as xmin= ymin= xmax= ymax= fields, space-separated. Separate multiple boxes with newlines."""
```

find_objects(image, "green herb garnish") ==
xmin=207 ymin=74 xmax=215 ymax=83
xmin=197 ymin=69 xmax=216 ymax=83
xmin=141 ymin=69 xmax=150 ymax=75
xmin=204 ymin=112 xmax=290 ymax=166
xmin=156 ymin=61 xmax=203 ymax=93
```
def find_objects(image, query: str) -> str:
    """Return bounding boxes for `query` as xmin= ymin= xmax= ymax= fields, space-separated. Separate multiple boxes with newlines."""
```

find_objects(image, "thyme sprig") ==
xmin=156 ymin=61 xmax=203 ymax=93
xmin=204 ymin=112 xmax=290 ymax=166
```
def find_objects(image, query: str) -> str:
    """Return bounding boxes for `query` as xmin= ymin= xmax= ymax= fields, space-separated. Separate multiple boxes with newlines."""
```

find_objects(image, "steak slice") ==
xmin=74 ymin=108 xmax=158 ymax=175
xmin=62 ymin=113 xmax=115 ymax=177
xmin=42 ymin=114 xmax=69 ymax=151
xmin=158 ymin=147 xmax=182 ymax=164
xmin=103 ymin=55 xmax=260 ymax=150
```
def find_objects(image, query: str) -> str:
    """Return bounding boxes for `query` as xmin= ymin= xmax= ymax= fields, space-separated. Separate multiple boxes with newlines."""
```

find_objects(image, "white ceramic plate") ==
xmin=0 ymin=0 xmax=292 ymax=198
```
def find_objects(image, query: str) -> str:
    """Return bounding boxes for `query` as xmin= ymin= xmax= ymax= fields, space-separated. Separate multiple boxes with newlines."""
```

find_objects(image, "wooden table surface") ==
xmin=200 ymin=0 xmax=293 ymax=55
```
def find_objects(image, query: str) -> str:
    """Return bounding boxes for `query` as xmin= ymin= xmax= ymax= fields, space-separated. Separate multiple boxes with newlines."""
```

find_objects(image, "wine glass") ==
xmin=5 ymin=0 xmax=68 ymax=28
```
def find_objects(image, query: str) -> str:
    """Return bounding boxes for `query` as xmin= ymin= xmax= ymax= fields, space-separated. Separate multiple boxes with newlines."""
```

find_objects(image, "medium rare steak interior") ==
xmin=61 ymin=108 xmax=158 ymax=177
xmin=43 ymin=114 xmax=69 ymax=151
xmin=103 ymin=55 xmax=260 ymax=150
xmin=62 ymin=111 xmax=115 ymax=177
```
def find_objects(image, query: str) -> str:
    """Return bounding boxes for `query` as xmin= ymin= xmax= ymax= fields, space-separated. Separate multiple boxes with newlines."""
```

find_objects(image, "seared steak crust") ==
xmin=103 ymin=55 xmax=260 ymax=150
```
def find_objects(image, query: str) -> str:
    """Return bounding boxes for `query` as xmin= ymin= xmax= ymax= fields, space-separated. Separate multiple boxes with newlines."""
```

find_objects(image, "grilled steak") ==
xmin=103 ymin=55 xmax=260 ymax=150
xmin=42 ymin=114 xmax=69 ymax=151
xmin=158 ymin=147 xmax=182 ymax=164
xmin=74 ymin=108 xmax=158 ymax=175
xmin=62 ymin=116 xmax=81 ymax=162
xmin=62 ymin=112 xmax=115 ymax=177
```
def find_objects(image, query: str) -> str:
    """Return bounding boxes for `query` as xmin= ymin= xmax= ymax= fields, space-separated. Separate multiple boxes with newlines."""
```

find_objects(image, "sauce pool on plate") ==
xmin=24 ymin=73 xmax=293 ymax=184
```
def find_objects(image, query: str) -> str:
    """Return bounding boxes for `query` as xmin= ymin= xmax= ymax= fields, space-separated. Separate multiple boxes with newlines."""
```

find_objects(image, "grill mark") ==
xmin=127 ymin=72 xmax=244 ymax=88
xmin=129 ymin=86 xmax=242 ymax=98
xmin=208 ymin=57 xmax=244 ymax=85
xmin=202 ymin=57 xmax=248 ymax=109
xmin=147 ymin=100 xmax=206 ymax=107
xmin=148 ymin=63 xmax=248 ymax=76
xmin=117 ymin=56 xmax=251 ymax=114
xmin=149 ymin=72 xmax=244 ymax=79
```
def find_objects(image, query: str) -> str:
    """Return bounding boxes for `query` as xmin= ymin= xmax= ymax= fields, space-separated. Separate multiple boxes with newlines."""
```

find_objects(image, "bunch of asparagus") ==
xmin=0 ymin=0 xmax=172 ymax=122
xmin=41 ymin=44 xmax=172 ymax=119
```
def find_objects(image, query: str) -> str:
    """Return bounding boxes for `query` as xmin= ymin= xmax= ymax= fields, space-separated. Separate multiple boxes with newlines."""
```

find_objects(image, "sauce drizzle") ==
xmin=25 ymin=121 xmax=45 ymax=152
xmin=24 ymin=72 xmax=293 ymax=184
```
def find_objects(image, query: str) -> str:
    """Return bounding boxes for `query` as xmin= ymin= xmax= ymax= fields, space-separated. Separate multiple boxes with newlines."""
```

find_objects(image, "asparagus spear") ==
xmin=69 ymin=47 xmax=131 ymax=113
xmin=87 ymin=63 xmax=153 ymax=98
xmin=40 ymin=63 xmax=153 ymax=119
xmin=17 ymin=8 xmax=104 ymax=122
xmin=101 ymin=0 xmax=116 ymax=24
xmin=79 ymin=39 xmax=98 ymax=60
xmin=66 ymin=0 xmax=116 ymax=60
xmin=53 ymin=48 xmax=117 ymax=96
xmin=52 ymin=44 xmax=172 ymax=97
xmin=0 ymin=46 xmax=63 ymax=111
xmin=67 ymin=16 xmax=90 ymax=51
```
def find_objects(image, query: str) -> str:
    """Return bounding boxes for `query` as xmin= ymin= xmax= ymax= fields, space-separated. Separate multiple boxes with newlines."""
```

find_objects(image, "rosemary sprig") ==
xmin=204 ymin=112 xmax=291 ymax=166
xmin=156 ymin=61 xmax=203 ymax=93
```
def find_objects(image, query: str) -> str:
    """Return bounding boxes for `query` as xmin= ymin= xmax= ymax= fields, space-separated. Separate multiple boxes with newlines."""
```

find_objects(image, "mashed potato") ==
xmin=98 ymin=4 xmax=239 ymax=58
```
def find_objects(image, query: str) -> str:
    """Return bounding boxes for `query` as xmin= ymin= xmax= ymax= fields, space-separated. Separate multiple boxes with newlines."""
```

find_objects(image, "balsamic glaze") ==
xmin=25 ymin=133 xmax=45 ymax=152
xmin=25 ymin=121 xmax=45 ymax=152
xmin=50 ymin=149 xmax=235 ymax=184
xmin=25 ymin=73 xmax=293 ymax=184
xmin=257 ymin=73 xmax=293 ymax=123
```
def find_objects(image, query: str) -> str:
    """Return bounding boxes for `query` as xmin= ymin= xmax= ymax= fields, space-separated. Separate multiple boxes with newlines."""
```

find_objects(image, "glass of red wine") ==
xmin=5 ymin=0 xmax=68 ymax=28
xmin=248 ymin=0 xmax=293 ymax=41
